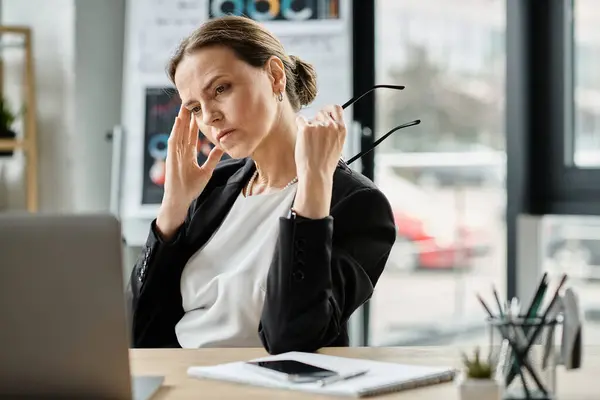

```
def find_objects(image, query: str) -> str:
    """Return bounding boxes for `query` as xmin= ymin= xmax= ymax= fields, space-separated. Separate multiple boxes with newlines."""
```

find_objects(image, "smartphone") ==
xmin=244 ymin=359 xmax=338 ymax=383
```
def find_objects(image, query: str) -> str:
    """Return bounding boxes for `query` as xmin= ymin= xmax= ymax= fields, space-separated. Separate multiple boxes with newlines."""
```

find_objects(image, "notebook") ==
xmin=187 ymin=351 xmax=456 ymax=397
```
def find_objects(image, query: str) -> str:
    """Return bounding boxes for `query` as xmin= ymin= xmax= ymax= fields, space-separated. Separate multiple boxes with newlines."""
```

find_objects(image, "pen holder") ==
xmin=488 ymin=316 xmax=562 ymax=400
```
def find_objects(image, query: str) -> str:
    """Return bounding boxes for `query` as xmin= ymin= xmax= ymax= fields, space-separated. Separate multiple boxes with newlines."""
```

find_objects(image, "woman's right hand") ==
xmin=156 ymin=107 xmax=224 ymax=239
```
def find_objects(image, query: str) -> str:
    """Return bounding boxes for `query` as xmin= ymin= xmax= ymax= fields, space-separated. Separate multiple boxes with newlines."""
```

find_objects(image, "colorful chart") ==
xmin=208 ymin=0 xmax=340 ymax=21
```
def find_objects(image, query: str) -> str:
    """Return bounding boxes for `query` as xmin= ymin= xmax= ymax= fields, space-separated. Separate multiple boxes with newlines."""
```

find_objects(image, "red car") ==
xmin=376 ymin=163 xmax=491 ymax=270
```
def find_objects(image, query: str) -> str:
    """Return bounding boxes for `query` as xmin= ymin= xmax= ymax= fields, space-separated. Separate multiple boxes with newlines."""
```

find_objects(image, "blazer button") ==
xmin=293 ymin=270 xmax=305 ymax=282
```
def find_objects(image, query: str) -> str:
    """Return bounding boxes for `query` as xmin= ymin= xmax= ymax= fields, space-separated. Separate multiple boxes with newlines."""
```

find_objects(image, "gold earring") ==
xmin=277 ymin=91 xmax=283 ymax=102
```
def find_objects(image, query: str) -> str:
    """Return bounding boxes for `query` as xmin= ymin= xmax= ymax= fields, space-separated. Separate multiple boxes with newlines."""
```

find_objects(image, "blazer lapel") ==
xmin=184 ymin=157 xmax=348 ymax=251
xmin=184 ymin=158 xmax=255 ymax=252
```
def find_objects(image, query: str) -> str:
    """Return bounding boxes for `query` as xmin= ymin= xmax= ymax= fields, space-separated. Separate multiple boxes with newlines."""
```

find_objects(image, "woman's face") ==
xmin=174 ymin=45 xmax=283 ymax=159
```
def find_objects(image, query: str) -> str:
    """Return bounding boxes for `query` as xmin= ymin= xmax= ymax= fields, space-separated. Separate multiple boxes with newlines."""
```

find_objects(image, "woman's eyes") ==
xmin=190 ymin=84 xmax=229 ymax=114
xmin=215 ymin=84 xmax=229 ymax=95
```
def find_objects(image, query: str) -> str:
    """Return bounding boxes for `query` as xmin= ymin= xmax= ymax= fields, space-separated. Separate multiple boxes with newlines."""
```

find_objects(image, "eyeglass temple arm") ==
xmin=346 ymin=119 xmax=421 ymax=166
xmin=341 ymin=84 xmax=406 ymax=110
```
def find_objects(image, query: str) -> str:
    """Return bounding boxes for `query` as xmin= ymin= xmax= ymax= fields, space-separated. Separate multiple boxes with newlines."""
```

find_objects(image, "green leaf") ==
xmin=462 ymin=347 xmax=494 ymax=379
xmin=0 ymin=97 xmax=19 ymax=130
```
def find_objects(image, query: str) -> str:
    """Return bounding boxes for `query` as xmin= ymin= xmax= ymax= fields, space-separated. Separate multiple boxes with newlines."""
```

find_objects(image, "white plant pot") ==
xmin=456 ymin=373 xmax=503 ymax=400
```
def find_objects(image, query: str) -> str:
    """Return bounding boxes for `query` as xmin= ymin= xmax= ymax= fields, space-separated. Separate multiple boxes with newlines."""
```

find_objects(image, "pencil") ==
xmin=476 ymin=294 xmax=495 ymax=319
xmin=492 ymin=286 xmax=504 ymax=317
xmin=524 ymin=274 xmax=568 ymax=349
xmin=477 ymin=293 xmax=543 ymax=395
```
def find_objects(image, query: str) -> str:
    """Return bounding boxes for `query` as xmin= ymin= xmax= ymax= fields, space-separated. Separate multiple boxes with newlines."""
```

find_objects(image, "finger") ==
xmin=314 ymin=110 xmax=331 ymax=124
xmin=201 ymin=146 xmax=224 ymax=172
xmin=324 ymin=105 xmax=343 ymax=123
xmin=178 ymin=104 xmax=187 ymax=118
xmin=168 ymin=116 xmax=182 ymax=147
xmin=314 ymin=111 xmax=325 ymax=122
xmin=296 ymin=114 xmax=309 ymax=129
xmin=188 ymin=115 xmax=199 ymax=148
xmin=170 ymin=107 xmax=189 ymax=144
xmin=178 ymin=107 xmax=191 ymax=143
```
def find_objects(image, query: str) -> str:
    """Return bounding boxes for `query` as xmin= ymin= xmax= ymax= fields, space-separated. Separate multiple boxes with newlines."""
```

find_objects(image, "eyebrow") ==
xmin=182 ymin=74 xmax=227 ymax=108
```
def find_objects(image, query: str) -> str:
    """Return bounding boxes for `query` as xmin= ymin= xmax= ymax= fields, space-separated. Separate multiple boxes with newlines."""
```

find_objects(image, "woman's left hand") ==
xmin=294 ymin=104 xmax=346 ymax=182
xmin=292 ymin=105 xmax=346 ymax=219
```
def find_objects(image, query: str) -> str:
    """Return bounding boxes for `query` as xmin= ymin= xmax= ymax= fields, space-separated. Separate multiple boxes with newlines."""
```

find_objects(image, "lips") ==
xmin=216 ymin=129 xmax=236 ymax=142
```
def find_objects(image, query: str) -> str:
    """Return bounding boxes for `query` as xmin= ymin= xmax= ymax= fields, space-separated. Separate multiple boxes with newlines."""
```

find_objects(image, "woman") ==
xmin=129 ymin=15 xmax=396 ymax=354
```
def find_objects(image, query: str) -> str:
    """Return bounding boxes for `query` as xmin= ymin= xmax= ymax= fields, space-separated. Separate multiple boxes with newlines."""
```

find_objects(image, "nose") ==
xmin=201 ymin=103 xmax=222 ymax=126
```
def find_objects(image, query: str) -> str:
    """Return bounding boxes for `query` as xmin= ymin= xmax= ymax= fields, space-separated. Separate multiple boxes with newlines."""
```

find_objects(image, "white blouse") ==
xmin=175 ymin=183 xmax=298 ymax=348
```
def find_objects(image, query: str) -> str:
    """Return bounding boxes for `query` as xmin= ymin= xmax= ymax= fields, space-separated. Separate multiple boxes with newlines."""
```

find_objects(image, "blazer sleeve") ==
xmin=127 ymin=215 xmax=190 ymax=348
xmin=258 ymin=187 xmax=397 ymax=354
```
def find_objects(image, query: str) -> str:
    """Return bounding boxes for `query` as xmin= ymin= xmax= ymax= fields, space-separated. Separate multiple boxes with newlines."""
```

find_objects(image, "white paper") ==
xmin=188 ymin=351 xmax=455 ymax=397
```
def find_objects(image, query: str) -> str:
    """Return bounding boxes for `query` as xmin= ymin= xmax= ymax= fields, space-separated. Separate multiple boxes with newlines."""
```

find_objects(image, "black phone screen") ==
xmin=247 ymin=360 xmax=337 ymax=378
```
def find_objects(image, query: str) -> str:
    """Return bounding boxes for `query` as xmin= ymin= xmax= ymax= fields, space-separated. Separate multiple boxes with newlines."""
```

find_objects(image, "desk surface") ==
xmin=130 ymin=347 xmax=600 ymax=399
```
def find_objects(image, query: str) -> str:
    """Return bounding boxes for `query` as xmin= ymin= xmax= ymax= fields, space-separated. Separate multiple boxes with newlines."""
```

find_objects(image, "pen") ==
xmin=522 ymin=274 xmax=568 ymax=350
xmin=506 ymin=273 xmax=548 ymax=386
xmin=507 ymin=297 xmax=533 ymax=399
xmin=492 ymin=285 xmax=504 ymax=317
xmin=317 ymin=369 xmax=369 ymax=387
xmin=506 ymin=274 xmax=568 ymax=393
xmin=477 ymin=294 xmax=544 ymax=395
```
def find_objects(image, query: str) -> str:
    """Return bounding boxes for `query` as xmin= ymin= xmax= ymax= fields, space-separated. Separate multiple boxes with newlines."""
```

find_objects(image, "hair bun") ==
xmin=290 ymin=55 xmax=317 ymax=107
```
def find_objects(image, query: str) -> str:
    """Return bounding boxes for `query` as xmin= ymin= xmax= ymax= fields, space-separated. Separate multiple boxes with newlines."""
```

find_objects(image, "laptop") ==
xmin=0 ymin=213 xmax=163 ymax=399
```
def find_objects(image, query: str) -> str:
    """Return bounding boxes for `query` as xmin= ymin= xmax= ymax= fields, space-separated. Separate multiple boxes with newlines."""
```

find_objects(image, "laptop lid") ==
xmin=0 ymin=213 xmax=133 ymax=399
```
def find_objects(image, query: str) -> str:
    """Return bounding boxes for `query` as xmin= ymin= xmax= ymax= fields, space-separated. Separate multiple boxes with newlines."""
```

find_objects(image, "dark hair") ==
xmin=167 ymin=16 xmax=317 ymax=111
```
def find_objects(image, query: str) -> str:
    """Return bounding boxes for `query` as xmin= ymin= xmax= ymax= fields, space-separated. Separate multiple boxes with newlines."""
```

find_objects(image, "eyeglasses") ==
xmin=340 ymin=85 xmax=421 ymax=166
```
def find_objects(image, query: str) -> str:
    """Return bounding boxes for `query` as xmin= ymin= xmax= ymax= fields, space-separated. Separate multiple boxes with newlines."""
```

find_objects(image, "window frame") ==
xmin=506 ymin=0 xmax=600 ymax=298
xmin=351 ymin=0 xmax=376 ymax=346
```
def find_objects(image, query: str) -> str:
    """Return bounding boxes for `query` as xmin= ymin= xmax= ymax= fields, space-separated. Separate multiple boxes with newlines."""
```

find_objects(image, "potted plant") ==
xmin=0 ymin=97 xmax=18 ymax=158
xmin=456 ymin=347 xmax=503 ymax=400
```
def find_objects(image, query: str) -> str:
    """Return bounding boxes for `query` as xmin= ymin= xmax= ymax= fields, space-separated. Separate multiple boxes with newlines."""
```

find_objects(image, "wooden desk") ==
xmin=130 ymin=347 xmax=600 ymax=399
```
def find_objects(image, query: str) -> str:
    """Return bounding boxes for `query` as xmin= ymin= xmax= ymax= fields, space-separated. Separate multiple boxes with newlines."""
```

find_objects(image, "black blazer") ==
xmin=128 ymin=158 xmax=396 ymax=354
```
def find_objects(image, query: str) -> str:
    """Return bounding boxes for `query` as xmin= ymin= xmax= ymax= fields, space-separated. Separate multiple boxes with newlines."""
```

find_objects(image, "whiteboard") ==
xmin=119 ymin=0 xmax=353 ymax=246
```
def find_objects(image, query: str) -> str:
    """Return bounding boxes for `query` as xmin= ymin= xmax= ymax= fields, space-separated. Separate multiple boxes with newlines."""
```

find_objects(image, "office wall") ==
xmin=72 ymin=0 xmax=125 ymax=212
xmin=1 ymin=0 xmax=124 ymax=212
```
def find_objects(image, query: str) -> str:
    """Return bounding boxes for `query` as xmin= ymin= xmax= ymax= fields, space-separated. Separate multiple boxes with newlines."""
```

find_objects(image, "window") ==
xmin=574 ymin=0 xmax=600 ymax=168
xmin=541 ymin=215 xmax=600 ymax=344
xmin=371 ymin=0 xmax=506 ymax=346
